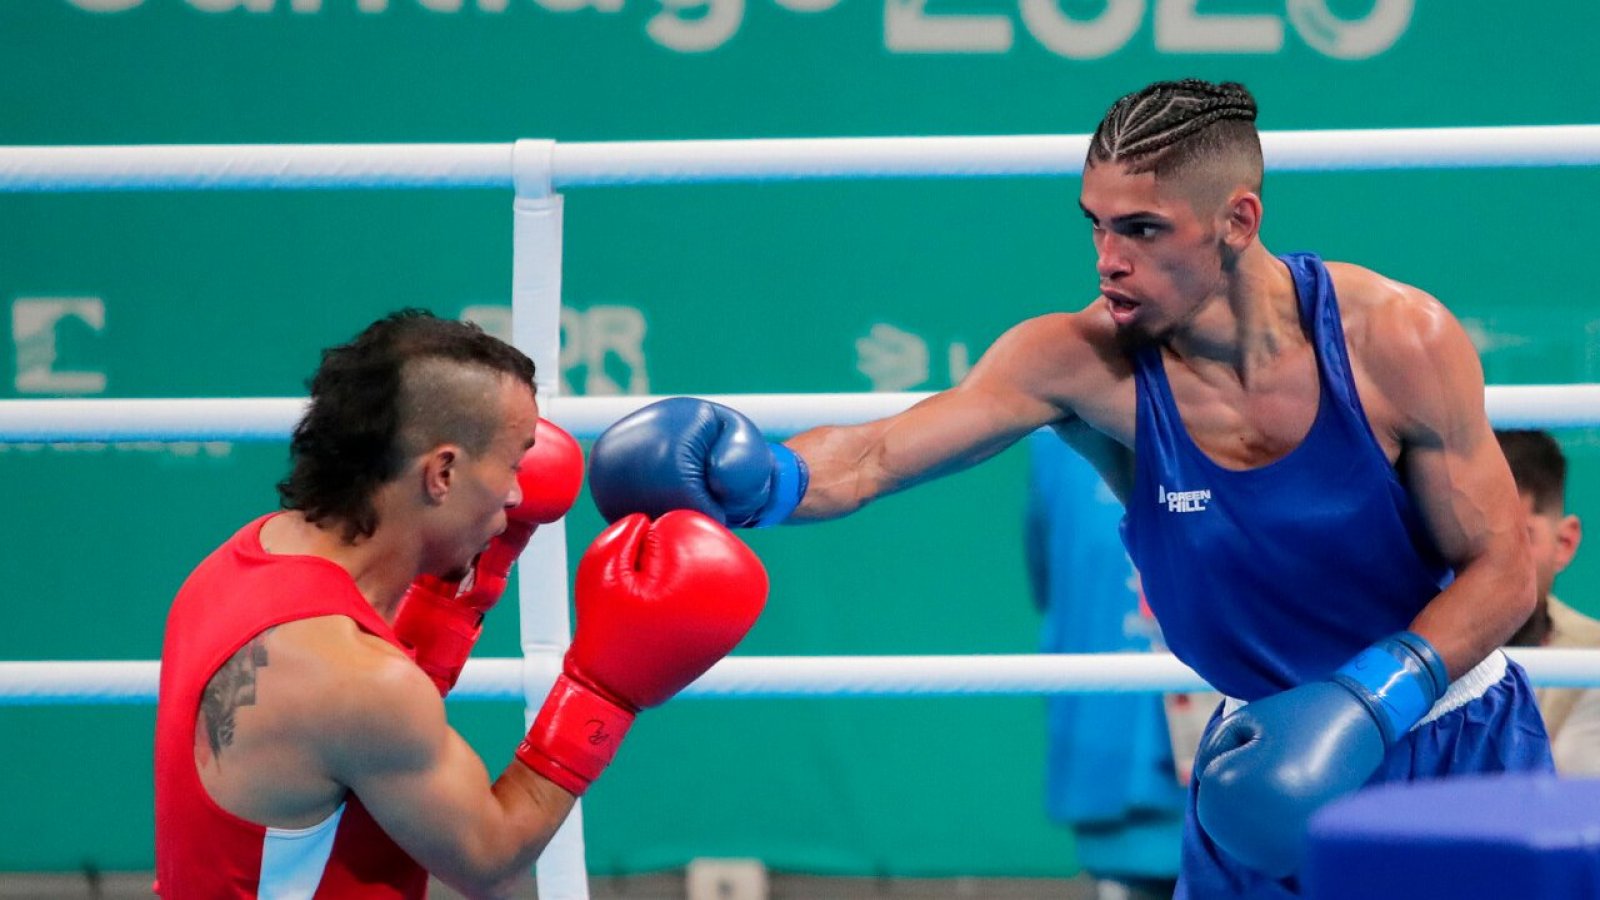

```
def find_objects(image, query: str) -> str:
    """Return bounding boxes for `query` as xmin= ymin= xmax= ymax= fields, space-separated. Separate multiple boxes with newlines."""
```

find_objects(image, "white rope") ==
xmin=0 ymin=397 xmax=307 ymax=442
xmin=0 ymin=144 xmax=513 ymax=191
xmin=1483 ymin=385 xmax=1600 ymax=429
xmin=558 ymin=127 xmax=1600 ymax=185
xmin=4 ymin=649 xmax=1597 ymax=705
xmin=3 ymin=126 xmax=1598 ymax=191
xmin=2 ymin=385 xmax=1597 ymax=443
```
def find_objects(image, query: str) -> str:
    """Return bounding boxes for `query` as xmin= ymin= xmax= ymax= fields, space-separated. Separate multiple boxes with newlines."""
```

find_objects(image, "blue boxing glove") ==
xmin=588 ymin=397 xmax=808 ymax=528
xmin=1193 ymin=631 xmax=1449 ymax=878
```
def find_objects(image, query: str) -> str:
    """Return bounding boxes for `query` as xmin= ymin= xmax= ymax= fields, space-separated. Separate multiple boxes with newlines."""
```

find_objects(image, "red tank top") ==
xmin=154 ymin=514 xmax=430 ymax=899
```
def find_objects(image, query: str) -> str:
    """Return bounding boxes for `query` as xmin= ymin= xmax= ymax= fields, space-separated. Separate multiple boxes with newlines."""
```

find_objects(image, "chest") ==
xmin=1160 ymin=348 xmax=1325 ymax=470
xmin=1060 ymin=334 xmax=1405 ymax=496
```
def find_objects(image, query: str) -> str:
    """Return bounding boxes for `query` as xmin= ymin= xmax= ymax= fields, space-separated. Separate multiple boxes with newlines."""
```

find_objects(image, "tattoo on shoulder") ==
xmin=200 ymin=627 xmax=275 ymax=760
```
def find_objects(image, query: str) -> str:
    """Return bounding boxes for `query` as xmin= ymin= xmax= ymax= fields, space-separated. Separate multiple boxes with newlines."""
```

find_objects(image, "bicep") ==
xmin=1402 ymin=411 xmax=1517 ymax=569
xmin=341 ymin=713 xmax=496 ymax=870
xmin=1390 ymin=310 xmax=1519 ymax=568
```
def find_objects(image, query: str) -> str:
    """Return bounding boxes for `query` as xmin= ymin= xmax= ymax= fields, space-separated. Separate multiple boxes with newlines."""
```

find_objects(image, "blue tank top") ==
xmin=1121 ymin=252 xmax=1451 ymax=701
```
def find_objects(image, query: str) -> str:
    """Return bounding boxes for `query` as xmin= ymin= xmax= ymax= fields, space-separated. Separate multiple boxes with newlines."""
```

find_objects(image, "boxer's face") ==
xmin=435 ymin=379 xmax=539 ymax=576
xmin=1079 ymin=161 xmax=1238 ymax=342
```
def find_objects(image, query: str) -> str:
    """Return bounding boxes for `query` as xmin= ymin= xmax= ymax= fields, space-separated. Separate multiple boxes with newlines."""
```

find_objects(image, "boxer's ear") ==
xmin=1221 ymin=188 xmax=1262 ymax=252
xmin=421 ymin=445 xmax=462 ymax=504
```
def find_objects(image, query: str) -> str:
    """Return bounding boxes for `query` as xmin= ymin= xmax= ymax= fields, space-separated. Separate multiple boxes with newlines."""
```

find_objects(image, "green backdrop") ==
xmin=2 ymin=0 xmax=1599 ymax=877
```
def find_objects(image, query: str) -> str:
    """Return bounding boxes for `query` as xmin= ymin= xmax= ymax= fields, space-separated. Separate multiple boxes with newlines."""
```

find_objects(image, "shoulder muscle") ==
xmin=265 ymin=617 xmax=445 ymax=779
xmin=963 ymin=306 xmax=1126 ymax=415
xmin=1333 ymin=265 xmax=1483 ymax=444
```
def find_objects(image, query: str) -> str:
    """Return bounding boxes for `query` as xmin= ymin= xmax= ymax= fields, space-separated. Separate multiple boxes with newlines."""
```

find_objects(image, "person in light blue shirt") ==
xmin=1025 ymin=429 xmax=1187 ymax=900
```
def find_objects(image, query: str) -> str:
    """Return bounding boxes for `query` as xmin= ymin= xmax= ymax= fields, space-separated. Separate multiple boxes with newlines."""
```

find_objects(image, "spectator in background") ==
xmin=1498 ymin=429 xmax=1600 ymax=775
xmin=1024 ymin=430 xmax=1209 ymax=900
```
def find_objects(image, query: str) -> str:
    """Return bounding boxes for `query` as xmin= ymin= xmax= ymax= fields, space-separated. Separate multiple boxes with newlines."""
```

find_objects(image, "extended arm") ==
xmin=785 ymin=366 xmax=1063 ymax=521
xmin=588 ymin=315 xmax=1084 ymax=526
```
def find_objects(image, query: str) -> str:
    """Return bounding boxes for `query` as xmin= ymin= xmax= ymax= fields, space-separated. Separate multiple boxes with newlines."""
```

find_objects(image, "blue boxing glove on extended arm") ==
xmin=1193 ymin=631 xmax=1450 ymax=878
xmin=588 ymin=397 xmax=809 ymax=528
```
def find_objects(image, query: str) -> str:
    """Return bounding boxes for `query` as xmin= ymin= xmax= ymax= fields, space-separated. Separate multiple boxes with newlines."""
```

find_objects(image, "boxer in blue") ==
xmin=584 ymin=79 xmax=1553 ymax=898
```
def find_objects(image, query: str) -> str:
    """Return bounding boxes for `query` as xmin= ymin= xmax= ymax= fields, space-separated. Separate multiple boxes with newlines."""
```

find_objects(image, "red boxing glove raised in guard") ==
xmin=516 ymin=510 xmax=768 ymax=796
xmin=393 ymin=418 xmax=585 ymax=695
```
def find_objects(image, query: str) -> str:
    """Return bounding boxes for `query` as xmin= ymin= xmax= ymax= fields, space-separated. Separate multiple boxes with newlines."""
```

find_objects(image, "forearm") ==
xmin=481 ymin=765 xmax=578 ymax=892
xmin=785 ymin=397 xmax=1016 ymax=522
xmin=784 ymin=423 xmax=897 ymax=522
xmin=1409 ymin=549 xmax=1536 ymax=680
xmin=428 ymin=762 xmax=577 ymax=898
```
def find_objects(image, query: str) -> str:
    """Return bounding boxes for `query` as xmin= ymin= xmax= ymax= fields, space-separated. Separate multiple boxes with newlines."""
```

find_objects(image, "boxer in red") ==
xmin=154 ymin=310 xmax=767 ymax=898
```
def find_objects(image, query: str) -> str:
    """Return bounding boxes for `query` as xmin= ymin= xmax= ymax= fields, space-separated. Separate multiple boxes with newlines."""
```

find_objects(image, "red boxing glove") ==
xmin=454 ymin=419 xmax=585 ymax=611
xmin=517 ymin=510 xmax=768 ymax=795
xmin=394 ymin=419 xmax=585 ymax=695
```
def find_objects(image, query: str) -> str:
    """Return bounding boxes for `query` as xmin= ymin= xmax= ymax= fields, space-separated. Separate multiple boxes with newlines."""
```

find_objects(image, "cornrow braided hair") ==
xmin=1089 ymin=79 xmax=1260 ymax=176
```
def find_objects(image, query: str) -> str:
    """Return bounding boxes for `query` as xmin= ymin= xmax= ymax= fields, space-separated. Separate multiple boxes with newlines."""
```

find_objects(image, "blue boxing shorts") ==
xmin=1175 ymin=652 xmax=1553 ymax=900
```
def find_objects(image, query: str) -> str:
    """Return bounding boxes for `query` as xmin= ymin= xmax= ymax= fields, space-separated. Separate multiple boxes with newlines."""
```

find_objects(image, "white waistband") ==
xmin=1222 ymin=649 xmax=1508 ymax=730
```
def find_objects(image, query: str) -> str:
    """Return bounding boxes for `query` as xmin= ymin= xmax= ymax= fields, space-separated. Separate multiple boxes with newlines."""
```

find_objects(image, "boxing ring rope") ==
xmin=4 ymin=384 xmax=1600 ymax=443
xmin=7 ymin=124 xmax=1600 ymax=899
xmin=4 ymin=126 xmax=1600 ymax=190
xmin=7 ymin=649 xmax=1600 ymax=706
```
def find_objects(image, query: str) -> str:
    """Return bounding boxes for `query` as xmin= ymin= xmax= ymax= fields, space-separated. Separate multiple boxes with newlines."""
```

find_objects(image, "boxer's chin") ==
xmin=1114 ymin=317 xmax=1158 ymax=346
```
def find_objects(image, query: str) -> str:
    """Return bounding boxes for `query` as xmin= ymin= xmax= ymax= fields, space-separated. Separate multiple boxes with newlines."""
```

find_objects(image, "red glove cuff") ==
xmin=391 ymin=581 xmax=483 ymax=697
xmin=516 ymin=674 xmax=636 ymax=796
xmin=458 ymin=521 xmax=537 ymax=612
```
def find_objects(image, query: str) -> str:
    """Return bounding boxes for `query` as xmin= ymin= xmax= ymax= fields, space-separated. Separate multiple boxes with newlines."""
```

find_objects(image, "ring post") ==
xmin=511 ymin=138 xmax=590 ymax=900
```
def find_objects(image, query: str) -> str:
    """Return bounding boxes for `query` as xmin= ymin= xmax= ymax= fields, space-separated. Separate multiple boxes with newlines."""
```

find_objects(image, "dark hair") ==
xmin=278 ymin=309 xmax=536 ymax=542
xmin=1496 ymin=429 xmax=1567 ymax=515
xmin=1088 ymin=79 xmax=1262 ymax=188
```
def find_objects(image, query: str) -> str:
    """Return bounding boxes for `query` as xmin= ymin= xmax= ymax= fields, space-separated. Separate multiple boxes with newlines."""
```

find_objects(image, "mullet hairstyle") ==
xmin=278 ymin=309 xmax=536 ymax=542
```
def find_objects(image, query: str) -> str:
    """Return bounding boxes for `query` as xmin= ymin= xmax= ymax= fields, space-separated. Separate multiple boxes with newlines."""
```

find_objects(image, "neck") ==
xmin=1165 ymin=243 xmax=1300 ymax=382
xmin=262 ymin=511 xmax=420 ymax=621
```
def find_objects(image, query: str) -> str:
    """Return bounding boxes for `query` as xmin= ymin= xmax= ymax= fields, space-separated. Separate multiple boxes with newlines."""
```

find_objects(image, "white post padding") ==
xmin=510 ymin=139 xmax=591 ymax=900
